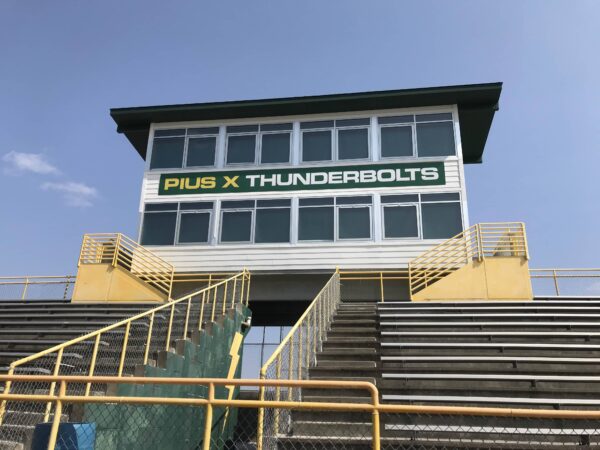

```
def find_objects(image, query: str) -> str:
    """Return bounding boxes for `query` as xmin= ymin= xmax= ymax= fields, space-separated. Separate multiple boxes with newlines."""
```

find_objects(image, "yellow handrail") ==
xmin=339 ymin=270 xmax=409 ymax=303
xmin=0 ymin=270 xmax=251 ymax=428
xmin=257 ymin=269 xmax=341 ymax=450
xmin=530 ymin=268 xmax=600 ymax=296
xmin=2 ymin=374 xmax=600 ymax=450
xmin=409 ymin=222 xmax=528 ymax=297
xmin=78 ymin=233 xmax=175 ymax=298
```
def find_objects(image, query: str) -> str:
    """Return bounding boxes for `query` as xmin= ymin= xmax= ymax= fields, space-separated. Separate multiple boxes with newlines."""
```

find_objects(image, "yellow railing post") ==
xmin=553 ymin=269 xmax=561 ymax=296
xmin=46 ymin=380 xmax=66 ymax=450
xmin=203 ymin=382 xmax=215 ymax=450
xmin=144 ymin=312 xmax=155 ymax=365
xmin=211 ymin=284 xmax=218 ymax=322
xmin=44 ymin=348 xmax=64 ymax=422
xmin=379 ymin=272 xmax=384 ymax=303
xmin=165 ymin=303 xmax=175 ymax=351
xmin=245 ymin=271 xmax=252 ymax=305
xmin=112 ymin=233 xmax=122 ymax=268
xmin=222 ymin=280 xmax=228 ymax=315
xmin=118 ymin=321 xmax=131 ymax=377
xmin=183 ymin=296 xmax=192 ymax=339
xmin=475 ymin=224 xmax=483 ymax=261
xmin=85 ymin=334 xmax=101 ymax=396
xmin=0 ymin=366 xmax=14 ymax=425
xmin=21 ymin=277 xmax=29 ymax=300
xmin=521 ymin=222 xmax=530 ymax=260
xmin=256 ymin=372 xmax=266 ymax=450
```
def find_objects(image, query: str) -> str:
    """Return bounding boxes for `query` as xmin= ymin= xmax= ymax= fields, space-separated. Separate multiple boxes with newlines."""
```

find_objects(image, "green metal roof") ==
xmin=110 ymin=82 xmax=502 ymax=164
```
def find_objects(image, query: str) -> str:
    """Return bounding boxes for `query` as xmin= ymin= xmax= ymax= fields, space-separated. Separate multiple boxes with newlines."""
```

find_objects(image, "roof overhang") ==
xmin=110 ymin=82 xmax=502 ymax=164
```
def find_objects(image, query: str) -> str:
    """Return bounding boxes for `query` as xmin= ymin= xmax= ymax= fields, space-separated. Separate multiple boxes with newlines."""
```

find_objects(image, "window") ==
xmin=420 ymin=193 xmax=462 ymax=239
xmin=140 ymin=203 xmax=178 ymax=245
xmin=141 ymin=202 xmax=214 ymax=245
xmin=177 ymin=202 xmax=212 ymax=244
xmin=255 ymin=200 xmax=291 ymax=243
xmin=226 ymin=124 xmax=292 ymax=165
xmin=416 ymin=113 xmax=455 ymax=157
xmin=298 ymin=198 xmax=335 ymax=241
xmin=220 ymin=200 xmax=254 ymax=242
xmin=150 ymin=128 xmax=218 ymax=170
xmin=381 ymin=195 xmax=419 ymax=239
xmin=220 ymin=199 xmax=292 ymax=244
xmin=150 ymin=130 xmax=185 ymax=169
xmin=301 ymin=119 xmax=369 ymax=163
xmin=379 ymin=115 xmax=414 ymax=158
xmin=298 ymin=196 xmax=372 ymax=242
xmin=379 ymin=112 xmax=455 ymax=158
xmin=260 ymin=123 xmax=292 ymax=164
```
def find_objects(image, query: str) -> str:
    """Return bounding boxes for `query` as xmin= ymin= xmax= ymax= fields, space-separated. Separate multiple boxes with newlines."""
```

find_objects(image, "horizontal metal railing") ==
xmin=0 ymin=270 xmax=251 ymax=441
xmin=0 ymin=276 xmax=75 ymax=300
xmin=257 ymin=270 xmax=341 ymax=449
xmin=339 ymin=270 xmax=408 ymax=302
xmin=79 ymin=233 xmax=175 ymax=298
xmin=409 ymin=222 xmax=529 ymax=297
xmin=1 ymin=375 xmax=600 ymax=450
xmin=530 ymin=268 xmax=600 ymax=296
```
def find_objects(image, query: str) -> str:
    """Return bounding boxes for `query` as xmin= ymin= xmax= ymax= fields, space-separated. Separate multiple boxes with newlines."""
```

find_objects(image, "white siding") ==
xmin=148 ymin=240 xmax=444 ymax=272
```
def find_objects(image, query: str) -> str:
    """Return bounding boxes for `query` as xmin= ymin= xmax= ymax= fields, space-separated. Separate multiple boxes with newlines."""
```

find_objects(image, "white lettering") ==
xmin=246 ymin=175 xmax=260 ymax=187
xmin=405 ymin=168 xmax=419 ymax=181
xmin=360 ymin=170 xmax=377 ymax=183
xmin=421 ymin=167 xmax=439 ymax=181
xmin=343 ymin=171 xmax=360 ymax=184
xmin=329 ymin=171 xmax=343 ymax=184
xmin=377 ymin=169 xmax=395 ymax=182
xmin=311 ymin=173 xmax=328 ymax=185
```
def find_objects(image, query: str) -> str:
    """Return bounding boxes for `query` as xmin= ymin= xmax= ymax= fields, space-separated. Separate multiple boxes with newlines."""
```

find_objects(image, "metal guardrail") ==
xmin=2 ymin=375 xmax=600 ymax=450
xmin=257 ymin=270 xmax=341 ymax=450
xmin=0 ymin=271 xmax=250 ymax=440
xmin=79 ymin=233 xmax=175 ymax=298
xmin=409 ymin=222 xmax=529 ymax=297
xmin=0 ymin=276 xmax=75 ymax=300
xmin=339 ymin=270 xmax=409 ymax=302
xmin=530 ymin=268 xmax=600 ymax=296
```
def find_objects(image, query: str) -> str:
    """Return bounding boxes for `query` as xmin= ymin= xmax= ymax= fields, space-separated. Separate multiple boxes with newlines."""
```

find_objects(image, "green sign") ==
xmin=158 ymin=161 xmax=445 ymax=196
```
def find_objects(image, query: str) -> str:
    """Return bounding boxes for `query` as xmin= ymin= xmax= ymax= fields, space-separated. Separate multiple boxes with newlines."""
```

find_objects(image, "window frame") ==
xmin=297 ymin=201 xmax=336 ymax=243
xmin=300 ymin=119 xmax=371 ymax=164
xmin=381 ymin=202 xmax=421 ymax=240
xmin=258 ymin=129 xmax=293 ymax=165
xmin=254 ymin=200 xmax=292 ymax=244
xmin=150 ymin=128 xmax=219 ymax=171
xmin=419 ymin=192 xmax=464 ymax=240
xmin=175 ymin=209 xmax=213 ymax=246
xmin=219 ymin=206 xmax=255 ymax=244
xmin=225 ymin=130 xmax=259 ymax=166
xmin=378 ymin=122 xmax=416 ymax=160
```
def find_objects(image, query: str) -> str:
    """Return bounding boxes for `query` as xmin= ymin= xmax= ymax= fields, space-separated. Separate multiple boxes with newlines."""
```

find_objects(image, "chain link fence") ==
xmin=0 ymin=271 xmax=250 ymax=449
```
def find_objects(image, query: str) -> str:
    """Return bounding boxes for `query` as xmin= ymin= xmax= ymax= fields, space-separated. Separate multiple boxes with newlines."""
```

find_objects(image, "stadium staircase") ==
xmin=274 ymin=296 xmax=600 ymax=449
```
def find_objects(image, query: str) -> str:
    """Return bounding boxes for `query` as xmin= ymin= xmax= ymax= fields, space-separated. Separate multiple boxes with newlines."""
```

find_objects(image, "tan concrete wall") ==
xmin=72 ymin=264 xmax=166 ymax=303
xmin=412 ymin=256 xmax=533 ymax=301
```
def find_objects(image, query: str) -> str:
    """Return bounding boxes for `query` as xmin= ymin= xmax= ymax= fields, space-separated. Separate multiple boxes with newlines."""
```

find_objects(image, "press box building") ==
xmin=110 ymin=82 xmax=502 ymax=325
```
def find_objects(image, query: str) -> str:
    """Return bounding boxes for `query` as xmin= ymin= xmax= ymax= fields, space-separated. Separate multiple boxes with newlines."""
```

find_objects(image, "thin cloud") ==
xmin=41 ymin=181 xmax=99 ymax=208
xmin=2 ymin=151 xmax=60 ymax=175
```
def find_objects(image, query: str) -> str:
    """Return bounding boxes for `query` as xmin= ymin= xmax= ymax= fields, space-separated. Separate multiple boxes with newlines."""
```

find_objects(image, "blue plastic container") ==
xmin=31 ymin=422 xmax=96 ymax=450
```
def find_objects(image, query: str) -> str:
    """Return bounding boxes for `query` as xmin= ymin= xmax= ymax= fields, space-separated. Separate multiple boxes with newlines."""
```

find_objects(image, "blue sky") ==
xmin=0 ymin=1 xmax=598 ymax=275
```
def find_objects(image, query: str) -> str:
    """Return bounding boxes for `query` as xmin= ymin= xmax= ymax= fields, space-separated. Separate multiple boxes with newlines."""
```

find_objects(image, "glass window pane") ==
xmin=140 ymin=212 xmax=177 ymax=245
xmin=241 ymin=345 xmax=262 ymax=379
xmin=221 ymin=211 xmax=252 ymax=242
xmin=227 ymin=135 xmax=256 ymax=164
xmin=186 ymin=137 xmax=216 ymax=167
xmin=381 ymin=126 xmax=413 ymax=158
xmin=336 ymin=196 xmax=372 ymax=205
xmin=227 ymin=125 xmax=258 ymax=133
xmin=421 ymin=202 xmax=462 ymax=239
xmin=302 ymin=130 xmax=332 ymax=162
xmin=299 ymin=197 xmax=334 ymax=206
xmin=257 ymin=199 xmax=291 ymax=207
xmin=264 ymin=326 xmax=283 ymax=344
xmin=378 ymin=115 xmax=413 ymax=125
xmin=222 ymin=200 xmax=255 ymax=209
xmin=179 ymin=202 xmax=213 ymax=211
xmin=417 ymin=122 xmax=456 ymax=157
xmin=416 ymin=113 xmax=453 ymax=122
xmin=245 ymin=326 xmax=264 ymax=344
xmin=301 ymin=120 xmax=334 ymax=130
xmin=298 ymin=207 xmax=334 ymax=241
xmin=255 ymin=208 xmax=290 ymax=243
xmin=178 ymin=212 xmax=210 ymax=243
xmin=261 ymin=123 xmax=292 ymax=132
xmin=384 ymin=206 xmax=419 ymax=238
xmin=187 ymin=127 xmax=219 ymax=136
xmin=150 ymin=137 xmax=184 ymax=169
xmin=421 ymin=193 xmax=460 ymax=202
xmin=338 ymin=207 xmax=371 ymax=239
xmin=154 ymin=129 xmax=185 ymax=137
xmin=261 ymin=133 xmax=291 ymax=164
xmin=338 ymin=128 xmax=369 ymax=160
xmin=336 ymin=118 xmax=370 ymax=127
xmin=381 ymin=195 xmax=419 ymax=204
xmin=145 ymin=203 xmax=178 ymax=212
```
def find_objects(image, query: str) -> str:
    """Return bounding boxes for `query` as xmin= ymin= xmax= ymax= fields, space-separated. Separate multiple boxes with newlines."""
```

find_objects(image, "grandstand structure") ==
xmin=1 ymin=83 xmax=600 ymax=449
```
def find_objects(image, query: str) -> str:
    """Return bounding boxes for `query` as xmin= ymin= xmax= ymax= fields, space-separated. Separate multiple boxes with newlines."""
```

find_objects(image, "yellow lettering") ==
xmin=201 ymin=177 xmax=216 ymax=189
xmin=184 ymin=177 xmax=201 ymax=190
xmin=164 ymin=178 xmax=180 ymax=190
xmin=223 ymin=175 xmax=239 ymax=189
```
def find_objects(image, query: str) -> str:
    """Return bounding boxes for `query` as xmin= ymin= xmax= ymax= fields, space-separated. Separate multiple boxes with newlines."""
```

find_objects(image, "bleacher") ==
xmin=0 ymin=301 xmax=154 ymax=375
